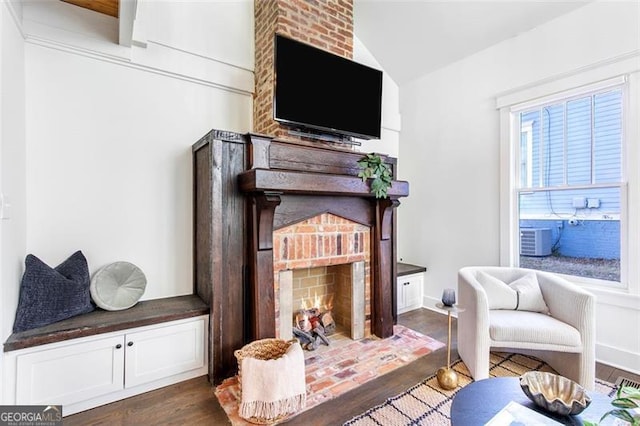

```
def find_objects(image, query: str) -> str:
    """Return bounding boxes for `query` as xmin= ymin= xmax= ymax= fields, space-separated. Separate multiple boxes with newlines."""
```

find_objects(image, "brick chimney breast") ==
xmin=254 ymin=0 xmax=354 ymax=137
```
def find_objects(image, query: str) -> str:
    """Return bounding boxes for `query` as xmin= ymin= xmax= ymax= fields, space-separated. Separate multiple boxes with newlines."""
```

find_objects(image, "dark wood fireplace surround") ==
xmin=193 ymin=130 xmax=409 ymax=384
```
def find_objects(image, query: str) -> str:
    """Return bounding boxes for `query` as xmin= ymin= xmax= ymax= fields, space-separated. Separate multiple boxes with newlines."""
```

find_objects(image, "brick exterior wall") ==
xmin=254 ymin=0 xmax=354 ymax=138
xmin=273 ymin=213 xmax=371 ymax=337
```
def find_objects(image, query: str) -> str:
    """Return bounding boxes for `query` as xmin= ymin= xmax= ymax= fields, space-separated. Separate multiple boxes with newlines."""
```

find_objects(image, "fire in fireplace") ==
xmin=279 ymin=260 xmax=366 ymax=347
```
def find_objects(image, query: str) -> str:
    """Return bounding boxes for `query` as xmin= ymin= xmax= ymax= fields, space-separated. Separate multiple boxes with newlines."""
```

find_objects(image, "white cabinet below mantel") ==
xmin=4 ymin=315 xmax=208 ymax=416
xmin=397 ymin=273 xmax=424 ymax=314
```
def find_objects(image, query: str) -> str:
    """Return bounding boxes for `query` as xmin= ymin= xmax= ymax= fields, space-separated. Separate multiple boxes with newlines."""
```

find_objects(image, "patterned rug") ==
xmin=214 ymin=325 xmax=445 ymax=425
xmin=344 ymin=352 xmax=617 ymax=426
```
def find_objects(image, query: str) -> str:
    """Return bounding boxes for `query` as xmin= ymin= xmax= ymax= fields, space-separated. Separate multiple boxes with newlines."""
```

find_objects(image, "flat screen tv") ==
xmin=274 ymin=34 xmax=383 ymax=140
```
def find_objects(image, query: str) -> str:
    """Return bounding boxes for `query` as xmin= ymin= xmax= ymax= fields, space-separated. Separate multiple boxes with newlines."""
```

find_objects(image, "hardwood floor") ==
xmin=65 ymin=308 xmax=639 ymax=425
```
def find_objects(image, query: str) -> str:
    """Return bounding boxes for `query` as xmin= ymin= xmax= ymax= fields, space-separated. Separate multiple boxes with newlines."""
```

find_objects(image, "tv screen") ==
xmin=274 ymin=34 xmax=383 ymax=140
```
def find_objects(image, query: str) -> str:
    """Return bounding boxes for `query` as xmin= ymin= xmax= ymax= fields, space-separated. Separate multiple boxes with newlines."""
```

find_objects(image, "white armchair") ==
xmin=457 ymin=266 xmax=596 ymax=390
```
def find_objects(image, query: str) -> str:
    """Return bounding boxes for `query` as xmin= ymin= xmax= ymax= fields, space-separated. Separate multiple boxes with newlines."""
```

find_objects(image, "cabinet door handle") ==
xmin=115 ymin=344 xmax=122 ymax=349
xmin=127 ymin=341 xmax=134 ymax=347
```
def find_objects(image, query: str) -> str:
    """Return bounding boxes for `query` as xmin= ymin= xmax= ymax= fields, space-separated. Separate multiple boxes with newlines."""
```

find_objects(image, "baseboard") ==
xmin=62 ymin=369 xmax=208 ymax=416
xmin=597 ymin=342 xmax=640 ymax=377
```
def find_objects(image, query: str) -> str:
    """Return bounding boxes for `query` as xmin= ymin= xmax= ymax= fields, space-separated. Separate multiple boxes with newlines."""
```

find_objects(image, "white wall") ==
xmin=353 ymin=36 xmax=401 ymax=158
xmin=2 ymin=0 xmax=253 ymax=329
xmin=25 ymin=47 xmax=252 ymax=299
xmin=398 ymin=1 xmax=640 ymax=372
xmin=0 ymin=0 xmax=26 ymax=403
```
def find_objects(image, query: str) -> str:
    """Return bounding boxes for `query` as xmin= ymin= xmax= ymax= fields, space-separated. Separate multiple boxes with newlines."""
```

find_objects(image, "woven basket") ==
xmin=234 ymin=338 xmax=299 ymax=424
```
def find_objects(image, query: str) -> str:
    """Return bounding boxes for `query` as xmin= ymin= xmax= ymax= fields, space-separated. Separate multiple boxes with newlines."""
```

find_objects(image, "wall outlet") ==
xmin=587 ymin=198 xmax=600 ymax=208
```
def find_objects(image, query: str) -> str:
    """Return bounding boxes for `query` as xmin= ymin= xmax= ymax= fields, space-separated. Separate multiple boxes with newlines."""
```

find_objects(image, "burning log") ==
xmin=295 ymin=310 xmax=312 ymax=333
xmin=313 ymin=324 xmax=330 ymax=346
xmin=293 ymin=307 xmax=334 ymax=350
xmin=320 ymin=311 xmax=335 ymax=335
xmin=293 ymin=327 xmax=316 ymax=351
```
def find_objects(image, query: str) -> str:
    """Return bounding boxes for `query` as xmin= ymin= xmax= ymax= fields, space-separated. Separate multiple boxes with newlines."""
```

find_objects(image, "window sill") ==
xmin=561 ymin=275 xmax=639 ymax=309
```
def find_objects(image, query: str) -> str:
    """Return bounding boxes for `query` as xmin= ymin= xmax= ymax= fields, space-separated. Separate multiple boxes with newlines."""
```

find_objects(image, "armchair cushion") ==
xmin=490 ymin=311 xmax=582 ymax=348
xmin=476 ymin=270 xmax=549 ymax=313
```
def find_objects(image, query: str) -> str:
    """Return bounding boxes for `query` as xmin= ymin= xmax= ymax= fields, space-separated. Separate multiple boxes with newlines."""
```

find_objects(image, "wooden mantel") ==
xmin=239 ymin=133 xmax=409 ymax=341
xmin=239 ymin=168 xmax=409 ymax=197
xmin=193 ymin=130 xmax=409 ymax=384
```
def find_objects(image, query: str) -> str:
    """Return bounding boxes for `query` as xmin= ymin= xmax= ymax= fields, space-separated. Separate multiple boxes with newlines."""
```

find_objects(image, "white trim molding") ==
xmin=118 ymin=0 xmax=137 ymax=47
xmin=20 ymin=0 xmax=254 ymax=97
xmin=498 ymin=52 xmax=640 ymax=293
xmin=496 ymin=51 xmax=640 ymax=109
xmin=597 ymin=343 xmax=640 ymax=377
xmin=4 ymin=0 xmax=24 ymax=38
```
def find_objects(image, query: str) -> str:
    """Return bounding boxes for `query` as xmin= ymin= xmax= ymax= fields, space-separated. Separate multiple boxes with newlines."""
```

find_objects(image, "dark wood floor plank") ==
xmin=64 ymin=308 xmax=636 ymax=425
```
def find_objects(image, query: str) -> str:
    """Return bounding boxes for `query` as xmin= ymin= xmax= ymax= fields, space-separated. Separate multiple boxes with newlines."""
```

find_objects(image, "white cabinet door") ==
xmin=403 ymin=275 xmax=422 ymax=311
xmin=397 ymin=273 xmax=423 ymax=314
xmin=15 ymin=335 xmax=125 ymax=406
xmin=124 ymin=317 xmax=206 ymax=388
xmin=397 ymin=279 xmax=407 ymax=310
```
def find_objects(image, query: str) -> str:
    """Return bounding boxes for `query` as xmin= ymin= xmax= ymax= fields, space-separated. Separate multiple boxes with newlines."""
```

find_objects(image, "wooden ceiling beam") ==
xmin=61 ymin=0 xmax=119 ymax=18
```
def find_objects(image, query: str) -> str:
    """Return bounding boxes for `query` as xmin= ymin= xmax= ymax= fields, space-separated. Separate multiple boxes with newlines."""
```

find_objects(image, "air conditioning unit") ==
xmin=520 ymin=228 xmax=552 ymax=256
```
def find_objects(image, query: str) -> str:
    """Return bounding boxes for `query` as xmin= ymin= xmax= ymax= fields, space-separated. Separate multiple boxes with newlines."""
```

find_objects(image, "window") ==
xmin=499 ymin=74 xmax=635 ymax=288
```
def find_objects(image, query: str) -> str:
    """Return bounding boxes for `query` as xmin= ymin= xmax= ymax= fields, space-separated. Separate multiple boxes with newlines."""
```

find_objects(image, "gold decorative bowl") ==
xmin=519 ymin=371 xmax=592 ymax=415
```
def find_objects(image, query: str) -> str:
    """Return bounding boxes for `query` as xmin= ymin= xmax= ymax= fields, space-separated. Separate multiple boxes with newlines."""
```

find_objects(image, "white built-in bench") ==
xmin=3 ymin=295 xmax=209 ymax=416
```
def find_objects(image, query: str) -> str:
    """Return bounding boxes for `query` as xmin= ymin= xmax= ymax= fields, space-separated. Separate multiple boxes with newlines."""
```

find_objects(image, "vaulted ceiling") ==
xmin=55 ymin=0 xmax=591 ymax=86
xmin=354 ymin=1 xmax=591 ymax=85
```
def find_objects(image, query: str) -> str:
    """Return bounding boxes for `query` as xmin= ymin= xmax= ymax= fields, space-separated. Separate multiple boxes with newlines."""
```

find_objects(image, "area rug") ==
xmin=344 ymin=352 xmax=617 ymax=426
xmin=214 ymin=325 xmax=445 ymax=425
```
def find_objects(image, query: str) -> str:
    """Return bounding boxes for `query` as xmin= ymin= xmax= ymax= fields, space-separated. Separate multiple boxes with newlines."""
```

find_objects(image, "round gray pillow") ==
xmin=90 ymin=261 xmax=147 ymax=311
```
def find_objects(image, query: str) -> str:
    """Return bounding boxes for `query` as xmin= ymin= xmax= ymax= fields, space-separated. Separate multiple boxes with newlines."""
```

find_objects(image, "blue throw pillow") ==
xmin=13 ymin=251 xmax=95 ymax=333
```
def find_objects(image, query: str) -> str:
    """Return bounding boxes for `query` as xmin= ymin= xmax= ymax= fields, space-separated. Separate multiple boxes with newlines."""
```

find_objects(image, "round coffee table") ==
xmin=450 ymin=377 xmax=612 ymax=425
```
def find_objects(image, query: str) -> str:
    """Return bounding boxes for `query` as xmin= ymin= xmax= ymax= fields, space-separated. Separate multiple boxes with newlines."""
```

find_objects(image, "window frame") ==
xmin=520 ymin=120 xmax=534 ymax=188
xmin=518 ymin=89 xmax=622 ymax=191
xmin=498 ymin=63 xmax=639 ymax=292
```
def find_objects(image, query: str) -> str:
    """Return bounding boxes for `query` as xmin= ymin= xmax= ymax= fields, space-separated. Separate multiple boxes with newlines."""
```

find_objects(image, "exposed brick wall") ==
xmin=273 ymin=213 xmax=371 ymax=338
xmin=254 ymin=0 xmax=354 ymax=138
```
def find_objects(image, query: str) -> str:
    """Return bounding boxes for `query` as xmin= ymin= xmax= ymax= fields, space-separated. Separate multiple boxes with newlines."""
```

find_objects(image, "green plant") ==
xmin=584 ymin=386 xmax=640 ymax=426
xmin=357 ymin=153 xmax=392 ymax=199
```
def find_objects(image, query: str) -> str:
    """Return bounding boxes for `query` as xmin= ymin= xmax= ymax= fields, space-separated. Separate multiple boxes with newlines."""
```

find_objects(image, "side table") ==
xmin=435 ymin=302 xmax=463 ymax=390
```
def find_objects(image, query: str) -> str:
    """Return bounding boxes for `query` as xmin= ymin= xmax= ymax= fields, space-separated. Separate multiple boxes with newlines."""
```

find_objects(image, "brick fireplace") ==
xmin=273 ymin=213 xmax=371 ymax=341
xmin=193 ymin=131 xmax=409 ymax=384
xmin=192 ymin=0 xmax=409 ymax=385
